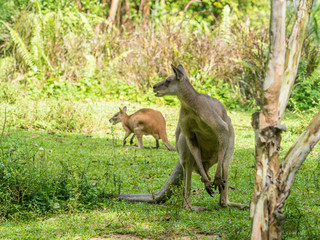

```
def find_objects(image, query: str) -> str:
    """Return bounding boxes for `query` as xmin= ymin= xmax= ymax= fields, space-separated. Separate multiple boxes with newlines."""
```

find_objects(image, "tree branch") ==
xmin=278 ymin=0 xmax=314 ymax=122
xmin=278 ymin=111 xmax=320 ymax=203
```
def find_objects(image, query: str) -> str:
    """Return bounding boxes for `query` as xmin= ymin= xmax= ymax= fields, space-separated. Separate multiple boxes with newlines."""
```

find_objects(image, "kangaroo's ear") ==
xmin=171 ymin=64 xmax=187 ymax=80
xmin=123 ymin=106 xmax=127 ymax=112
xmin=171 ymin=64 xmax=178 ymax=76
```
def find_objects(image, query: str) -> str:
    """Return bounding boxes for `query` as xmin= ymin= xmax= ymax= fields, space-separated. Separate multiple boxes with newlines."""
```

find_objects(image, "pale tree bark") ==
xmin=139 ymin=0 xmax=151 ymax=28
xmin=75 ymin=0 xmax=82 ymax=11
xmin=278 ymin=0 xmax=313 ymax=121
xmin=250 ymin=2 xmax=286 ymax=238
xmin=94 ymin=0 xmax=109 ymax=34
xmin=278 ymin=111 xmax=320 ymax=210
xmin=108 ymin=0 xmax=120 ymax=24
xmin=250 ymin=0 xmax=316 ymax=239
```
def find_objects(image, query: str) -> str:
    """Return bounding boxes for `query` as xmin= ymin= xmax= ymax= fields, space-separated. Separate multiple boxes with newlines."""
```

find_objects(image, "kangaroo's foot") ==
xmin=213 ymin=176 xmax=226 ymax=193
xmin=184 ymin=206 xmax=212 ymax=212
xmin=220 ymin=201 xmax=249 ymax=210
xmin=184 ymin=203 xmax=212 ymax=212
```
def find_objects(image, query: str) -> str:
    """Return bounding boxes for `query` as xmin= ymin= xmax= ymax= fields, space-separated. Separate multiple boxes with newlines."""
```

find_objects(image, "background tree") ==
xmin=108 ymin=0 xmax=120 ymax=24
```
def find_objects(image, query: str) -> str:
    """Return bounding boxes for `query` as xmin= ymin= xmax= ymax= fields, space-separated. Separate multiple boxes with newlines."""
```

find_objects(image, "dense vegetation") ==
xmin=1 ymin=0 xmax=319 ymax=110
xmin=0 ymin=0 xmax=320 ymax=239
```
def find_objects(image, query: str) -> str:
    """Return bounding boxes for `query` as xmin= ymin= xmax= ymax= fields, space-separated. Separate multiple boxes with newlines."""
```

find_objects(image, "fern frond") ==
xmin=31 ymin=14 xmax=41 ymax=64
xmin=31 ymin=14 xmax=53 ymax=71
xmin=32 ymin=0 xmax=41 ymax=14
xmin=0 ymin=57 xmax=14 ymax=79
xmin=78 ymin=12 xmax=95 ymax=38
xmin=0 ymin=21 xmax=37 ymax=72
xmin=84 ymin=54 xmax=96 ymax=79
xmin=108 ymin=50 xmax=133 ymax=69
xmin=220 ymin=5 xmax=232 ymax=42
xmin=42 ymin=12 xmax=56 ymax=44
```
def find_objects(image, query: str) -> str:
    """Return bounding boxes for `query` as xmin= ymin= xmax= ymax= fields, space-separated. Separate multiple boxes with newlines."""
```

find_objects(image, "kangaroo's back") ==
xmin=131 ymin=109 xmax=165 ymax=128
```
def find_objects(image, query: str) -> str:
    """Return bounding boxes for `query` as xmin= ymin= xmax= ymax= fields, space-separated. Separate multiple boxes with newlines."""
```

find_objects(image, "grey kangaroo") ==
xmin=109 ymin=107 xmax=176 ymax=151
xmin=116 ymin=65 xmax=246 ymax=211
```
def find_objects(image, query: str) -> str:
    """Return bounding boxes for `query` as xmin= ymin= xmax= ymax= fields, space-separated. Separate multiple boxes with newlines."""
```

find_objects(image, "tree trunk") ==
xmin=250 ymin=1 xmax=287 ymax=238
xmin=108 ymin=0 xmax=120 ymax=24
xmin=75 ymin=0 xmax=82 ymax=11
xmin=250 ymin=0 xmax=316 ymax=239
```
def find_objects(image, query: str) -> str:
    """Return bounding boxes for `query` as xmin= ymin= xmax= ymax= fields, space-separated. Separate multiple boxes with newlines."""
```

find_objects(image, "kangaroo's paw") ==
xmin=204 ymin=181 xmax=215 ymax=197
xmin=213 ymin=176 xmax=226 ymax=193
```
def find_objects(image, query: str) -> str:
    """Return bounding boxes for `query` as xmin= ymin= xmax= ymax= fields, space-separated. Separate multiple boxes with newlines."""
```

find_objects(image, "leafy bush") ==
xmin=0 ymin=140 xmax=111 ymax=219
xmin=289 ymin=61 xmax=320 ymax=111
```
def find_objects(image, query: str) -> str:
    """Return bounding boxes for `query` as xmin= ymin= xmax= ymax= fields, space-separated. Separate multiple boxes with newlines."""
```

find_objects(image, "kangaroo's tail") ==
xmin=111 ymin=161 xmax=183 ymax=203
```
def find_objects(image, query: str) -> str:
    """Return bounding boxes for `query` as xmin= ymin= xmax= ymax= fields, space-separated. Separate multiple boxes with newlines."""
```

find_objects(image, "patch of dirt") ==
xmin=90 ymin=234 xmax=141 ymax=240
xmin=90 ymin=233 xmax=220 ymax=240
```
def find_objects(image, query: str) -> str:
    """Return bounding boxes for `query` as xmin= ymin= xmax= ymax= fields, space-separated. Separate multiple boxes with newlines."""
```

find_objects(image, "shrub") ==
xmin=0 ymin=141 xmax=111 ymax=219
xmin=289 ymin=61 xmax=320 ymax=111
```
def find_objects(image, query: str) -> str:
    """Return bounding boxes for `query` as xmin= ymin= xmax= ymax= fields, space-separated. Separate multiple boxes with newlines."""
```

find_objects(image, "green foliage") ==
xmin=0 ymin=140 xmax=109 ymax=219
xmin=1 ymin=20 xmax=37 ymax=72
xmin=283 ymin=159 xmax=320 ymax=239
xmin=289 ymin=61 xmax=320 ymax=111
xmin=0 ymin=57 xmax=15 ymax=80
xmin=0 ymin=1 xmax=319 ymax=238
xmin=220 ymin=5 xmax=231 ymax=42
xmin=0 ymin=0 xmax=274 ymax=111
xmin=0 ymin=0 xmax=319 ymax=112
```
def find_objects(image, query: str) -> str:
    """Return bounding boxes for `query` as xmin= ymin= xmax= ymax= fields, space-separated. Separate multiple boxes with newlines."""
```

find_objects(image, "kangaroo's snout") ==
xmin=153 ymin=83 xmax=162 ymax=97
xmin=153 ymin=84 xmax=157 ymax=91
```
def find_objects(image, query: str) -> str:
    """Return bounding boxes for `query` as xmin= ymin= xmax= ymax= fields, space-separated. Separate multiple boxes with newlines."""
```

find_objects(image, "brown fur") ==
xmin=109 ymin=107 xmax=176 ymax=151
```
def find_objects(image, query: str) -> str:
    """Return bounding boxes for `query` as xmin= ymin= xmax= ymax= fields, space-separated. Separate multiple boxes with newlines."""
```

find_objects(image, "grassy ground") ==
xmin=0 ymin=99 xmax=319 ymax=239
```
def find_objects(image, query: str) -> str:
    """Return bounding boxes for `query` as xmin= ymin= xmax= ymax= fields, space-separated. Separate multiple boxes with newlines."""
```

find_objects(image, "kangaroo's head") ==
xmin=109 ymin=106 xmax=127 ymax=125
xmin=153 ymin=64 xmax=188 ymax=97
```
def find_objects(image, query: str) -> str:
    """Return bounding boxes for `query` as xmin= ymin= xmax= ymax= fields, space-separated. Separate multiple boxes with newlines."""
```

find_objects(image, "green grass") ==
xmin=0 ymin=99 xmax=319 ymax=239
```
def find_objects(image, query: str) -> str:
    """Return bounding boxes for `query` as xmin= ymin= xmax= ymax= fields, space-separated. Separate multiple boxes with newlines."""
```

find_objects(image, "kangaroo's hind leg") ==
xmin=130 ymin=134 xmax=136 ymax=145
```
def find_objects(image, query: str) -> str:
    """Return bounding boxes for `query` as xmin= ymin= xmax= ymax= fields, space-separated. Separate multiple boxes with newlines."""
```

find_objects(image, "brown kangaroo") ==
xmin=109 ymin=107 xmax=176 ymax=151
xmin=115 ymin=65 xmax=246 ymax=211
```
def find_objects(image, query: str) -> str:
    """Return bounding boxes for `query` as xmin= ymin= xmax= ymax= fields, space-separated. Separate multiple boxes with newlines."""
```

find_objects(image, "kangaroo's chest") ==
xmin=179 ymin=111 xmax=219 ymax=150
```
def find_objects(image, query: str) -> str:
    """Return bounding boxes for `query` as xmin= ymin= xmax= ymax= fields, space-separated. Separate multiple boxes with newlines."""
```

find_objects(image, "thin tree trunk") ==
xmin=75 ymin=0 xmax=82 ymax=11
xmin=278 ymin=0 xmax=314 ymax=121
xmin=108 ymin=0 xmax=120 ymax=24
xmin=250 ymin=0 xmax=286 ymax=239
